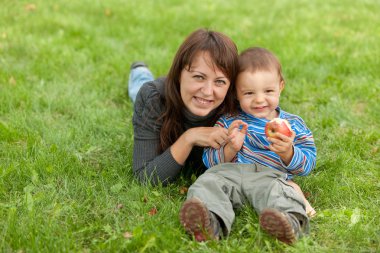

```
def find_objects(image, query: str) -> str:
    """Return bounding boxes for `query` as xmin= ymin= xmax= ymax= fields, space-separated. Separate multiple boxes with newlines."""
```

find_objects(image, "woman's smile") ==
xmin=193 ymin=96 xmax=214 ymax=106
xmin=180 ymin=51 xmax=230 ymax=116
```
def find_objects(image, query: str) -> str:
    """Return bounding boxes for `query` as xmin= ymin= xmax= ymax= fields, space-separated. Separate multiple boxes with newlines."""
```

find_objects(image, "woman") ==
xmin=129 ymin=28 xmax=239 ymax=185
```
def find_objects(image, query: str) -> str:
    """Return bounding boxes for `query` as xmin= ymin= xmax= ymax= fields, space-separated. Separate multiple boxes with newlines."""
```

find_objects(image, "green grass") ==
xmin=1 ymin=0 xmax=379 ymax=252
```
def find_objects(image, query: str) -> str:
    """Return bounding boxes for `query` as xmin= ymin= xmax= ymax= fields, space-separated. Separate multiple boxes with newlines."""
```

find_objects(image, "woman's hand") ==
xmin=170 ymin=126 xmax=229 ymax=165
xmin=185 ymin=127 xmax=229 ymax=149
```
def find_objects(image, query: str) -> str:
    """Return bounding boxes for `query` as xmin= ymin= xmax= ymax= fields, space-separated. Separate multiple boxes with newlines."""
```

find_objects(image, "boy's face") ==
xmin=236 ymin=70 xmax=284 ymax=120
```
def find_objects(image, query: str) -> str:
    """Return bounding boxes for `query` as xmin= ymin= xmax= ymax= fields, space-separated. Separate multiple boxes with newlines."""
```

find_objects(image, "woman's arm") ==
xmin=134 ymin=125 xmax=229 ymax=186
xmin=132 ymin=81 xmax=182 ymax=185
xmin=133 ymin=137 xmax=182 ymax=186
xmin=132 ymin=81 xmax=229 ymax=185
xmin=171 ymin=126 xmax=228 ymax=164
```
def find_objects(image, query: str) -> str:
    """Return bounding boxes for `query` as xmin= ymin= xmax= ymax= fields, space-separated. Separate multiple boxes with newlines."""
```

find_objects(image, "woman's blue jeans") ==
xmin=128 ymin=66 xmax=154 ymax=103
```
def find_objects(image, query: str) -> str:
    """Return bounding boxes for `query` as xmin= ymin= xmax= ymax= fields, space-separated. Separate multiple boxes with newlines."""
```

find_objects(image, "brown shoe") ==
xmin=179 ymin=197 xmax=221 ymax=241
xmin=259 ymin=208 xmax=300 ymax=244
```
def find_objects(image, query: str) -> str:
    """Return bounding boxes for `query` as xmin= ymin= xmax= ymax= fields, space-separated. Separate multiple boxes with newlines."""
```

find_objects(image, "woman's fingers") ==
xmin=206 ymin=127 xmax=228 ymax=148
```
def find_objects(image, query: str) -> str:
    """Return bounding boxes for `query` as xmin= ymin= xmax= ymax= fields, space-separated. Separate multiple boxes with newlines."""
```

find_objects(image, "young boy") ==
xmin=179 ymin=47 xmax=317 ymax=244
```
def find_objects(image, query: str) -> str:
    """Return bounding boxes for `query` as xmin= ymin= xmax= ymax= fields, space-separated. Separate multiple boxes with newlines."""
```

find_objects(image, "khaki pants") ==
xmin=187 ymin=163 xmax=309 ymax=235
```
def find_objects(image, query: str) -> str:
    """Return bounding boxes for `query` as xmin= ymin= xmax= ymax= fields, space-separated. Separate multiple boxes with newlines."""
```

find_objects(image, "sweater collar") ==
xmin=182 ymin=108 xmax=217 ymax=126
xmin=240 ymin=106 xmax=282 ymax=123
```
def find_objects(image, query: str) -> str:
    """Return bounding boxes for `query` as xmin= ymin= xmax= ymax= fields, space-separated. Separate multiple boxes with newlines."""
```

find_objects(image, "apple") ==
xmin=265 ymin=118 xmax=292 ymax=139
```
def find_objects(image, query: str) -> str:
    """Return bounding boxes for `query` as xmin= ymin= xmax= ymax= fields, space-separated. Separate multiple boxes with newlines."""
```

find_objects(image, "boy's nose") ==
xmin=255 ymin=94 xmax=265 ymax=102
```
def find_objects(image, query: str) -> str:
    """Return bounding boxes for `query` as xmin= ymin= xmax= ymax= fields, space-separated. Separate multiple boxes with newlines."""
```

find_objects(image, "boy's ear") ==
xmin=279 ymin=80 xmax=285 ymax=92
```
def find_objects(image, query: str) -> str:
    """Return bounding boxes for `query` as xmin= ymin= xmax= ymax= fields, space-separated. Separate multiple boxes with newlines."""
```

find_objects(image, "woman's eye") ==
xmin=193 ymin=75 xmax=204 ymax=80
xmin=215 ymin=80 xmax=226 ymax=85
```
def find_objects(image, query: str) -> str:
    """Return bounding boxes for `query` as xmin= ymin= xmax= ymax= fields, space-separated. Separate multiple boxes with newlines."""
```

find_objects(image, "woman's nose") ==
xmin=201 ymin=82 xmax=213 ymax=96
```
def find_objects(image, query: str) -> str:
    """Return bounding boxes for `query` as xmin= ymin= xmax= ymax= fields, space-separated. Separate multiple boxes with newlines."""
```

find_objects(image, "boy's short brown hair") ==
xmin=238 ymin=47 xmax=284 ymax=83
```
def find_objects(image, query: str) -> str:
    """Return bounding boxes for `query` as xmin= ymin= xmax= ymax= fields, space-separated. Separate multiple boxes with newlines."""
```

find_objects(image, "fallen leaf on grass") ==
xmin=179 ymin=186 xmax=188 ymax=195
xmin=148 ymin=207 xmax=157 ymax=216
xmin=9 ymin=76 xmax=16 ymax=85
xmin=303 ymin=191 xmax=311 ymax=198
xmin=350 ymin=208 xmax=361 ymax=227
xmin=104 ymin=8 xmax=112 ymax=17
xmin=25 ymin=3 xmax=36 ymax=11
xmin=123 ymin=231 xmax=133 ymax=239
xmin=307 ymin=208 xmax=317 ymax=218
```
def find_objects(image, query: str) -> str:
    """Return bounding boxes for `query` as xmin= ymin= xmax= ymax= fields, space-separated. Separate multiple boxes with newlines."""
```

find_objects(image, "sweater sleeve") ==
xmin=280 ymin=116 xmax=317 ymax=176
xmin=202 ymin=116 xmax=228 ymax=168
xmin=132 ymin=80 xmax=182 ymax=185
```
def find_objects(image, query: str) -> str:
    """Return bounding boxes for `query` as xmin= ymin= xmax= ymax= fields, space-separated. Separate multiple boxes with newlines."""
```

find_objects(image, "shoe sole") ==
xmin=259 ymin=208 xmax=297 ymax=244
xmin=179 ymin=197 xmax=214 ymax=241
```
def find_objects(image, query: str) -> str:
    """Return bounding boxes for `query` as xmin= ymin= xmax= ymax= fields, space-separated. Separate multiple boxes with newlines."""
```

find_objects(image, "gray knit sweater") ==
xmin=132 ymin=78 xmax=217 ymax=186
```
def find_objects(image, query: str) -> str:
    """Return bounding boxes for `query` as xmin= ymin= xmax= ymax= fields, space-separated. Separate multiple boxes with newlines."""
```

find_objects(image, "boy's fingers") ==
xmin=240 ymin=122 xmax=248 ymax=134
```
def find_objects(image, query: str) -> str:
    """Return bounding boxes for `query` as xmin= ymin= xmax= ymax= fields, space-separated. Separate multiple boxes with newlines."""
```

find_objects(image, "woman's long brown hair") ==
xmin=158 ymin=28 xmax=239 ymax=153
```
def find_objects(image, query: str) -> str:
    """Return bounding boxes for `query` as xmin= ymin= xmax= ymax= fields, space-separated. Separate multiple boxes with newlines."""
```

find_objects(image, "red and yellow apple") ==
xmin=265 ymin=118 xmax=292 ymax=139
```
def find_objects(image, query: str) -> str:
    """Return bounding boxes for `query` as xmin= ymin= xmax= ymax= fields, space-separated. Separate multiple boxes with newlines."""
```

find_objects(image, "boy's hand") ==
xmin=267 ymin=131 xmax=296 ymax=165
xmin=224 ymin=120 xmax=248 ymax=159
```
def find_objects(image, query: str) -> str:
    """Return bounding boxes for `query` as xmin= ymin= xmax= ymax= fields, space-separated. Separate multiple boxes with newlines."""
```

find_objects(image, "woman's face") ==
xmin=180 ymin=51 xmax=230 ymax=117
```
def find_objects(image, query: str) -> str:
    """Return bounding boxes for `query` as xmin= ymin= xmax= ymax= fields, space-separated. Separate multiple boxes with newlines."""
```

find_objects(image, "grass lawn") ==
xmin=1 ymin=0 xmax=379 ymax=252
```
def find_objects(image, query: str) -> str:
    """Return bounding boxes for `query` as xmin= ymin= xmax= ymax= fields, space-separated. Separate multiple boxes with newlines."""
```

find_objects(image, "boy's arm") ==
xmin=283 ymin=130 xmax=316 ymax=176
xmin=268 ymin=131 xmax=296 ymax=165
xmin=223 ymin=120 xmax=248 ymax=162
xmin=280 ymin=119 xmax=316 ymax=176
xmin=202 ymin=118 xmax=248 ymax=168
xmin=223 ymin=143 xmax=239 ymax=163
xmin=202 ymin=145 xmax=225 ymax=168
xmin=267 ymin=117 xmax=316 ymax=176
xmin=202 ymin=117 xmax=229 ymax=168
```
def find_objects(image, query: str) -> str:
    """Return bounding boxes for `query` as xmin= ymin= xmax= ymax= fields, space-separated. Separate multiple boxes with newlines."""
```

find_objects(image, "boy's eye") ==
xmin=266 ymin=90 xmax=274 ymax=93
xmin=244 ymin=92 xmax=254 ymax=95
